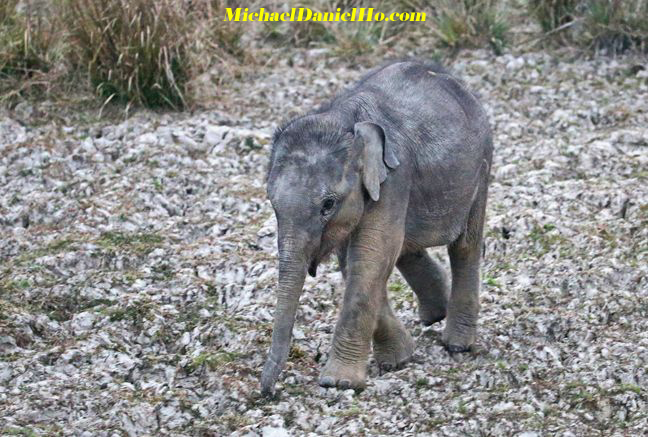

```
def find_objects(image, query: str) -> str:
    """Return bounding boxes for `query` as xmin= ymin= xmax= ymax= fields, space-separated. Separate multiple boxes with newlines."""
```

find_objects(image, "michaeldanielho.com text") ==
xmin=224 ymin=8 xmax=426 ymax=22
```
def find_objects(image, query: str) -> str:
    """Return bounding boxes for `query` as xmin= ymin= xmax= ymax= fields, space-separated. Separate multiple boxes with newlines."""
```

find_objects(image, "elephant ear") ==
xmin=353 ymin=121 xmax=400 ymax=202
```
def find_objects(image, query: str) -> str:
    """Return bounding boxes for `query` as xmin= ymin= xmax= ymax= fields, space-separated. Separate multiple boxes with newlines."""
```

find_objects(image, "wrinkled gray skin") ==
xmin=261 ymin=60 xmax=493 ymax=396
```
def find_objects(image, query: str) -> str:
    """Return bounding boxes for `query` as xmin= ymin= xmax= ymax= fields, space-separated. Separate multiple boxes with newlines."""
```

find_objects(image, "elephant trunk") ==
xmin=260 ymin=234 xmax=308 ymax=396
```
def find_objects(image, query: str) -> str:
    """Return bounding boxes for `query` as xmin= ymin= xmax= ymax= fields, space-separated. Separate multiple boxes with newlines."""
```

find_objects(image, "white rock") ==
xmin=204 ymin=125 xmax=230 ymax=147
xmin=373 ymin=379 xmax=395 ymax=395
xmin=0 ymin=336 xmax=18 ymax=354
xmin=137 ymin=132 xmax=158 ymax=145
xmin=493 ymin=402 xmax=515 ymax=413
xmin=0 ymin=117 xmax=26 ymax=145
xmin=262 ymin=426 xmax=291 ymax=437
xmin=70 ymin=311 xmax=96 ymax=334
xmin=496 ymin=163 xmax=517 ymax=180
xmin=506 ymin=57 xmax=525 ymax=71
xmin=173 ymin=130 xmax=207 ymax=154
xmin=0 ymin=363 xmax=13 ymax=383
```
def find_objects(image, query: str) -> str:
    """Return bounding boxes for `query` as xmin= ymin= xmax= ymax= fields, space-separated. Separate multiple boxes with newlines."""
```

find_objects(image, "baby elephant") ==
xmin=261 ymin=60 xmax=493 ymax=396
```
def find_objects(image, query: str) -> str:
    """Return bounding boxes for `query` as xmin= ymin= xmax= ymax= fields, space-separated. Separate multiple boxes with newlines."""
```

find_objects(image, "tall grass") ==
xmin=580 ymin=0 xmax=648 ymax=53
xmin=530 ymin=0 xmax=648 ymax=53
xmin=60 ymin=0 xmax=194 ymax=109
xmin=260 ymin=0 xmax=415 ymax=58
xmin=2 ymin=0 xmax=647 ymax=112
xmin=0 ymin=0 xmax=66 ymax=101
xmin=190 ymin=0 xmax=245 ymax=59
xmin=433 ymin=0 xmax=509 ymax=54
xmin=529 ymin=0 xmax=578 ymax=32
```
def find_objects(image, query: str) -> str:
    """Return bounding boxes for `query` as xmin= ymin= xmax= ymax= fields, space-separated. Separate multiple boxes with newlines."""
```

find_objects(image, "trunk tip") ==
xmin=260 ymin=354 xmax=282 ymax=397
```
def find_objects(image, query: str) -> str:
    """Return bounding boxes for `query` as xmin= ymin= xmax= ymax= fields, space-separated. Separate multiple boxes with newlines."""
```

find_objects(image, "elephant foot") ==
xmin=419 ymin=303 xmax=446 ymax=326
xmin=319 ymin=356 xmax=367 ymax=390
xmin=442 ymin=317 xmax=476 ymax=353
xmin=373 ymin=324 xmax=415 ymax=373
xmin=444 ymin=343 xmax=471 ymax=354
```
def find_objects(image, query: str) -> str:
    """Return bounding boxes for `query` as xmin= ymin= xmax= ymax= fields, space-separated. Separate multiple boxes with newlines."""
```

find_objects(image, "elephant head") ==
xmin=260 ymin=115 xmax=399 ymax=396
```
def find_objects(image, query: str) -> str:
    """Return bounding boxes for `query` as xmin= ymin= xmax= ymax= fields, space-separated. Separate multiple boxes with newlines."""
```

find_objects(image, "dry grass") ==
xmin=2 ymin=0 xmax=647 ymax=112
xmin=260 ymin=0 xmax=435 ymax=61
xmin=529 ymin=0 xmax=648 ymax=53
xmin=432 ymin=0 xmax=509 ymax=55
xmin=579 ymin=0 xmax=648 ymax=53
xmin=58 ymin=0 xmax=244 ymax=110
xmin=60 ymin=0 xmax=194 ymax=109
xmin=0 ymin=0 xmax=67 ymax=103
xmin=529 ymin=0 xmax=578 ymax=32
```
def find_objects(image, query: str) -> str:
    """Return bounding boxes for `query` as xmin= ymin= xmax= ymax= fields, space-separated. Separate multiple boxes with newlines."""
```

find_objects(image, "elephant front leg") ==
xmin=318 ymin=278 xmax=380 ymax=390
xmin=320 ymin=231 xmax=402 ymax=389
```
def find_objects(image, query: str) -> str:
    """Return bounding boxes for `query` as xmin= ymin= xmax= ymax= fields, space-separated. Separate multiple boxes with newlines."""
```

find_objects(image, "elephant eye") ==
xmin=321 ymin=198 xmax=336 ymax=215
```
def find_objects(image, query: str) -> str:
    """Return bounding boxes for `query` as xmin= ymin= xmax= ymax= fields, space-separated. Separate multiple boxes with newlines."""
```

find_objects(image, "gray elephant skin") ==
xmin=261 ymin=60 xmax=493 ymax=396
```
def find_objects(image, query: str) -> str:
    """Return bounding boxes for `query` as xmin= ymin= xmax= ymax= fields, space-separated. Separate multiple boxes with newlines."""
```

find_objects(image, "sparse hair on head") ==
xmin=269 ymin=114 xmax=352 ymax=175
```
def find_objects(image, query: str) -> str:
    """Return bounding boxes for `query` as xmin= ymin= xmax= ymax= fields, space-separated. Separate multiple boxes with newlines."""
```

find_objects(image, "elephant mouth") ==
xmin=307 ymin=244 xmax=337 ymax=277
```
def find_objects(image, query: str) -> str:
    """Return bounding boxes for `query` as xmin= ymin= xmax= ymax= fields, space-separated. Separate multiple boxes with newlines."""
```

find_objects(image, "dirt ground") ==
xmin=1 ymin=47 xmax=647 ymax=436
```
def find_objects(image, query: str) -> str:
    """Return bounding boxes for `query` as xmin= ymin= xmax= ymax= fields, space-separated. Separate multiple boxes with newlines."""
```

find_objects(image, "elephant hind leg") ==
xmin=372 ymin=297 xmax=415 ymax=372
xmin=396 ymin=250 xmax=450 ymax=325
xmin=443 ymin=177 xmax=489 ymax=352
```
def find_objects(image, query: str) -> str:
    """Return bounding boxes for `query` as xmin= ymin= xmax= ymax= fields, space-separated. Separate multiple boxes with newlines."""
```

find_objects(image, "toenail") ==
xmin=319 ymin=376 xmax=335 ymax=387
xmin=445 ymin=344 xmax=471 ymax=353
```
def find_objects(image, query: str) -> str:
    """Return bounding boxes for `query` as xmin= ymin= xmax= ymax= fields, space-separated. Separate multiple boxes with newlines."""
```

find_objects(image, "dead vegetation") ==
xmin=1 ymin=0 xmax=646 ymax=111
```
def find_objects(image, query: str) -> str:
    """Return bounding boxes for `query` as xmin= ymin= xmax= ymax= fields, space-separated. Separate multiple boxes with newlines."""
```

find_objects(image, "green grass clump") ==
xmin=0 ymin=0 xmax=66 ymax=101
xmin=0 ymin=1 xmax=47 ymax=76
xmin=2 ymin=0 xmax=245 ymax=109
xmin=261 ymin=0 xmax=434 ymax=60
xmin=97 ymin=231 xmax=163 ymax=254
xmin=529 ymin=0 xmax=578 ymax=32
xmin=528 ymin=224 xmax=569 ymax=256
xmin=1 ymin=426 xmax=39 ymax=437
xmin=185 ymin=351 xmax=241 ymax=373
xmin=529 ymin=0 xmax=648 ymax=53
xmin=332 ymin=21 xmax=387 ymax=60
xmin=432 ymin=0 xmax=509 ymax=54
xmin=106 ymin=302 xmax=153 ymax=326
xmin=579 ymin=0 xmax=648 ymax=53
xmin=262 ymin=19 xmax=335 ymax=47
xmin=60 ymin=0 xmax=193 ymax=109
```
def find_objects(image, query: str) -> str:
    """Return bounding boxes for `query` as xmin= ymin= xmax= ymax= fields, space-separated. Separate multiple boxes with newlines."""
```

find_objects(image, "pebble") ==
xmin=1 ymin=49 xmax=646 ymax=437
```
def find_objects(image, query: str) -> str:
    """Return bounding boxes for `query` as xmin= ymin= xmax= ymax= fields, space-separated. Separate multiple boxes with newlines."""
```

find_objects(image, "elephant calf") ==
xmin=261 ymin=60 xmax=493 ymax=395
